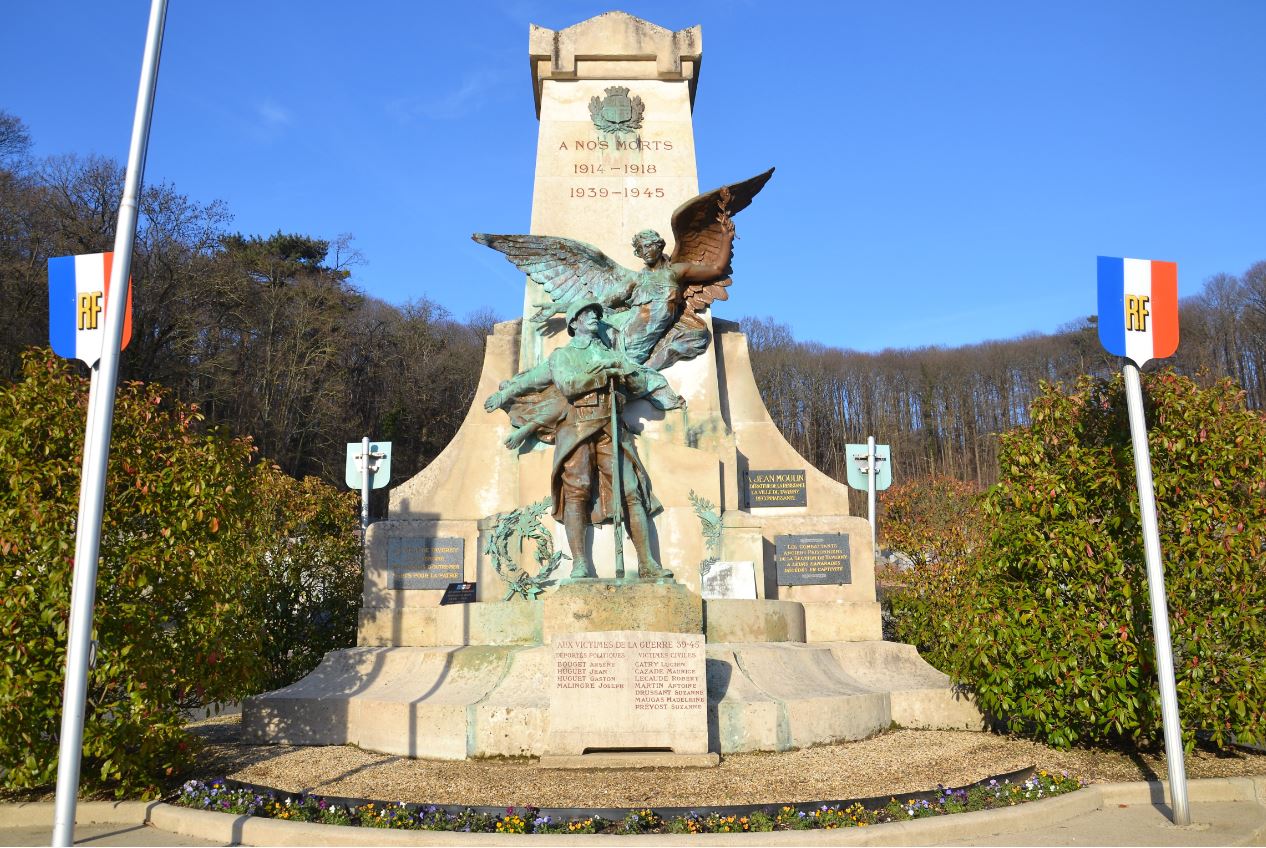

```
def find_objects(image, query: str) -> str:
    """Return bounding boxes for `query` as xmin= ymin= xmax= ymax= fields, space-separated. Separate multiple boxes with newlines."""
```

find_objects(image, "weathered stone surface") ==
xmin=469 ymin=645 xmax=551 ymax=757
xmin=799 ymin=600 xmax=884 ymax=643
xmin=826 ymin=641 xmax=986 ymax=730
xmin=717 ymin=643 xmax=889 ymax=749
xmin=703 ymin=599 xmax=804 ymax=643
xmin=357 ymin=600 xmax=542 ymax=647
xmin=713 ymin=322 xmax=854 ymax=518
xmin=387 ymin=322 xmax=523 ymax=523
xmin=528 ymin=12 xmax=702 ymax=115
xmin=546 ymin=630 xmax=709 ymax=755
xmin=768 ymin=515 xmax=878 ymax=611
xmin=240 ymin=640 xmax=982 ymax=759
xmin=542 ymin=580 xmax=702 ymax=638
xmin=242 ymin=646 xmax=515 ymax=759
xmin=241 ymin=11 xmax=978 ymax=763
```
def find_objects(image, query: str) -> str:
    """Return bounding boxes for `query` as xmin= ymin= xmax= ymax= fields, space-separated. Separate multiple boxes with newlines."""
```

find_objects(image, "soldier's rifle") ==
xmin=609 ymin=375 xmax=625 ymax=579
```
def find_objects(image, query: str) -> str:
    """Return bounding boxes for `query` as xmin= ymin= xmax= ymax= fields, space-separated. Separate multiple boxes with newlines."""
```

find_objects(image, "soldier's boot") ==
xmin=626 ymin=499 xmax=673 ymax=581
xmin=564 ymin=498 xmax=595 ymax=579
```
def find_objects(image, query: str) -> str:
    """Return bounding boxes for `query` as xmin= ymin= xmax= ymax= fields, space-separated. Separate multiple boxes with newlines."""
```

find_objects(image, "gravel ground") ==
xmin=189 ymin=716 xmax=1266 ymax=808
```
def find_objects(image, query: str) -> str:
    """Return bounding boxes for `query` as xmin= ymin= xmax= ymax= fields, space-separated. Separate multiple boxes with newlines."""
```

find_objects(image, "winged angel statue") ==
xmin=473 ymin=170 xmax=771 ymax=579
xmin=473 ymin=168 xmax=773 ymax=372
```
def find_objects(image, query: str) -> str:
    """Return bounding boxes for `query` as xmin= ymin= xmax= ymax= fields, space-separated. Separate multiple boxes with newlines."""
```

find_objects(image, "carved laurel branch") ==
xmin=482 ymin=498 xmax=569 ymax=601
xmin=716 ymin=187 xmax=736 ymax=239
xmin=688 ymin=489 xmax=722 ymax=577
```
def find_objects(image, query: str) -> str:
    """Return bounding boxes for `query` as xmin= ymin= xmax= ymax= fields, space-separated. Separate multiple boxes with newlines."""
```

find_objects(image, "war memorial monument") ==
xmin=243 ymin=11 xmax=982 ymax=765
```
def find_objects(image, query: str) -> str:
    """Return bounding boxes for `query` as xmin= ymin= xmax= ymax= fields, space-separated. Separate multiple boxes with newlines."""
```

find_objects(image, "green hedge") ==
xmin=0 ymin=351 xmax=360 ymax=796
xmin=888 ymin=371 xmax=1266 ymax=750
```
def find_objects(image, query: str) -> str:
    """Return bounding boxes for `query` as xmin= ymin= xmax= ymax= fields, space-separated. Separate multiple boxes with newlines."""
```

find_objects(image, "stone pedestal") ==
xmin=543 ymin=580 xmax=702 ymax=638
xmin=703 ymin=599 xmax=805 ymax=643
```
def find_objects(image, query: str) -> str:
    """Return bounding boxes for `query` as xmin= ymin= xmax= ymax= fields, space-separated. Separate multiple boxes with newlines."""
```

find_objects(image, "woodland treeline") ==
xmin=3 ymin=109 xmax=1263 ymax=506
xmin=744 ymin=258 xmax=1266 ymax=509
xmin=0 ymin=111 xmax=488 ymax=504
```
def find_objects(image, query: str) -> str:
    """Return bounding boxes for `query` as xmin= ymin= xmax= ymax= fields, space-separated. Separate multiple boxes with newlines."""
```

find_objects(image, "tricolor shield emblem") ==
xmin=1097 ymin=256 xmax=1178 ymax=367
xmin=48 ymin=252 xmax=133 ymax=367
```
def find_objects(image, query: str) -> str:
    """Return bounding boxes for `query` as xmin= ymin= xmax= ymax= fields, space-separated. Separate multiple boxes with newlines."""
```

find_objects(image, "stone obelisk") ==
xmin=511 ymin=12 xmax=729 ymax=579
xmin=385 ymin=11 xmax=881 ymax=639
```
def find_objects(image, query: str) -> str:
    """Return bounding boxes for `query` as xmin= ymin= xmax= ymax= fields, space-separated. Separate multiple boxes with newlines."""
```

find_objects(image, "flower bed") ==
xmin=174 ymin=768 xmax=1084 ymax=834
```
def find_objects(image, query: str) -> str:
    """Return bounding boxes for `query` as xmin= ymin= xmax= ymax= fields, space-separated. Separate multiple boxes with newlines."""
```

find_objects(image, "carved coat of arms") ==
xmin=589 ymin=86 xmax=644 ymax=135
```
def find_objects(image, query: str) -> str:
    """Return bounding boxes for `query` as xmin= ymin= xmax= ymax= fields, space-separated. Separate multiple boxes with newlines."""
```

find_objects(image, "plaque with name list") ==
xmin=547 ymin=631 xmax=709 ymax=756
xmin=744 ymin=469 xmax=807 ymax=508
xmin=775 ymin=533 xmax=851 ymax=585
xmin=386 ymin=536 xmax=464 ymax=589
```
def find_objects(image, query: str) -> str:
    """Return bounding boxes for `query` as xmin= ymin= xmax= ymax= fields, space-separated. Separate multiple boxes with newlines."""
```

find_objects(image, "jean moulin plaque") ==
xmin=775 ymin=533 xmax=851 ymax=585
xmin=743 ymin=469 xmax=808 ymax=508
xmin=386 ymin=537 xmax=465 ymax=589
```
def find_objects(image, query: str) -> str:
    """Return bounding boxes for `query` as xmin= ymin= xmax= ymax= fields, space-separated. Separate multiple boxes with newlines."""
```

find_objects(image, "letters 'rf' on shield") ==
xmin=47 ymin=253 xmax=133 ymax=367
xmin=1097 ymin=256 xmax=1179 ymax=367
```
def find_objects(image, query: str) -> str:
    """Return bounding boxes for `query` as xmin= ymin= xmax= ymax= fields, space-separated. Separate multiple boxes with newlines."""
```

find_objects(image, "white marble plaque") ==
xmin=547 ymin=630 xmax=709 ymax=755
xmin=700 ymin=560 xmax=757 ymax=600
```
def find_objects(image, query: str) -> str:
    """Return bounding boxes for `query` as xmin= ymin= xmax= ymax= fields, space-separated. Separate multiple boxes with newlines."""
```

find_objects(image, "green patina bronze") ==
xmin=483 ymin=301 xmax=680 ymax=581
xmin=472 ymin=168 xmax=773 ymax=371
xmin=588 ymin=85 xmax=644 ymax=135
xmin=476 ymin=170 xmax=774 ymax=586
xmin=688 ymin=489 xmax=722 ymax=577
xmin=483 ymin=497 xmax=567 ymax=601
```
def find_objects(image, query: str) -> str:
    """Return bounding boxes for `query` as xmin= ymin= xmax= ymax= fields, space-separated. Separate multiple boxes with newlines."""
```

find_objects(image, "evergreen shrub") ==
xmin=0 ymin=350 xmax=359 ymax=795
xmin=888 ymin=371 xmax=1266 ymax=750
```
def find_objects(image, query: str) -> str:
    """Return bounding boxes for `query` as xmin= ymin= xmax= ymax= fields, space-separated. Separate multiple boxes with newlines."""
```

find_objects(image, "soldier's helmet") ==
xmin=565 ymin=299 xmax=603 ymax=336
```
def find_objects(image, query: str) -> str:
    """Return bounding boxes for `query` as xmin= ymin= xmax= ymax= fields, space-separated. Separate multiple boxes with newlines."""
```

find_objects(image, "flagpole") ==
xmin=1122 ymin=362 xmax=1190 ymax=825
xmin=51 ymin=2 xmax=168 ymax=844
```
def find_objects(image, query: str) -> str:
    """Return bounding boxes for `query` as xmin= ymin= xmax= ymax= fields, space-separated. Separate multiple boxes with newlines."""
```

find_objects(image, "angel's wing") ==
xmin=668 ymin=168 xmax=774 ymax=313
xmin=472 ymin=233 xmax=635 ymax=323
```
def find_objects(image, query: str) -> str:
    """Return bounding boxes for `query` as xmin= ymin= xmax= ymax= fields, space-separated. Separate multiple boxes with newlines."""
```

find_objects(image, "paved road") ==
xmin=0 ymin=823 xmax=221 ymax=847
xmin=935 ymin=798 xmax=1266 ymax=846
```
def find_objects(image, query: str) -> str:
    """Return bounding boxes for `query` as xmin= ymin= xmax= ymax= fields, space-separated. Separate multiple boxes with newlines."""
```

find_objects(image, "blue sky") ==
xmin=4 ymin=1 xmax=1264 ymax=352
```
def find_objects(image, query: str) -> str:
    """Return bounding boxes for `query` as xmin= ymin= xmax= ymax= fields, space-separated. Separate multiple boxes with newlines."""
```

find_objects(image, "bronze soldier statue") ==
xmin=483 ymin=300 xmax=683 ymax=580
xmin=478 ymin=169 xmax=772 ymax=581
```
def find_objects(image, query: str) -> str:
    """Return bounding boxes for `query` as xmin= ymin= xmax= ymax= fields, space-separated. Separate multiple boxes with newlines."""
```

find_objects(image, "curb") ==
xmin=1 ymin=799 xmax=161 ymax=828
xmin=5 ymin=777 xmax=1265 ymax=845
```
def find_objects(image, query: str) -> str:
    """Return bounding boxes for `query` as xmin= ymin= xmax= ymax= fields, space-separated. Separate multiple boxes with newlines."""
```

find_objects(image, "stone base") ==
xmin=241 ymin=640 xmax=983 ymax=758
xmin=358 ymin=601 xmax=542 ymax=647
xmin=800 ymin=600 xmax=883 ymax=642
xmin=354 ymin=596 xmax=863 ymax=648
xmin=826 ymin=641 xmax=986 ymax=731
xmin=703 ymin=599 xmax=804 ymax=642
xmin=538 ymin=752 xmax=720 ymax=769
xmin=542 ymin=580 xmax=702 ymax=638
